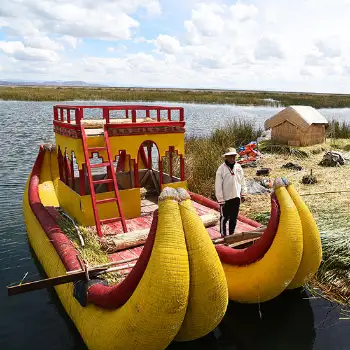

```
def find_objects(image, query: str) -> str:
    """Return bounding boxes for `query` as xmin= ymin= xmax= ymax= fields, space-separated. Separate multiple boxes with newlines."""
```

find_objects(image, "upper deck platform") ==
xmin=53 ymin=104 xmax=185 ymax=138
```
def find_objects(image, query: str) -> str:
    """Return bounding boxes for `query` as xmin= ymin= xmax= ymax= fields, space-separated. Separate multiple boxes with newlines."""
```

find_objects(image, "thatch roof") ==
xmin=264 ymin=106 xmax=329 ymax=132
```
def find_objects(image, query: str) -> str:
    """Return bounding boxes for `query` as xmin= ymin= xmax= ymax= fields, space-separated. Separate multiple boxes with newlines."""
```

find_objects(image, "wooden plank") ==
xmin=8 ymin=268 xmax=104 ymax=296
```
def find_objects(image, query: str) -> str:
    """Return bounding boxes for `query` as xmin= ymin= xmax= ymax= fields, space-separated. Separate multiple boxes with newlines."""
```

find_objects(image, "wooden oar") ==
xmin=7 ymin=260 xmax=138 ymax=296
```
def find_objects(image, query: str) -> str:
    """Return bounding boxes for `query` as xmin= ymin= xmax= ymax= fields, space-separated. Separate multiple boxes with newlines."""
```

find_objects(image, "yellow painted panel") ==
xmin=55 ymin=132 xmax=185 ymax=171
xmin=57 ymin=180 xmax=85 ymax=224
xmin=57 ymin=180 xmax=141 ymax=226
xmin=109 ymin=133 xmax=185 ymax=160
xmin=81 ymin=188 xmax=141 ymax=226
xmin=161 ymin=181 xmax=187 ymax=190
xmin=55 ymin=134 xmax=85 ymax=169
xmin=39 ymin=149 xmax=60 ymax=207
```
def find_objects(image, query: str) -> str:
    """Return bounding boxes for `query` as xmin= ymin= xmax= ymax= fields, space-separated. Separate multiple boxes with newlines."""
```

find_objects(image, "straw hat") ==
xmin=222 ymin=147 xmax=238 ymax=157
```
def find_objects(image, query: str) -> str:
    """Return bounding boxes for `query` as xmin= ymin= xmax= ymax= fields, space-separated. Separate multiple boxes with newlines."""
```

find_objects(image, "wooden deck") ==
xmin=107 ymin=198 xmax=257 ymax=274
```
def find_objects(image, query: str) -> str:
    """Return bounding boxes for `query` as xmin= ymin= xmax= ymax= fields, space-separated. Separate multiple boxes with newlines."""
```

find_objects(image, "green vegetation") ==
xmin=4 ymin=85 xmax=350 ymax=108
xmin=185 ymin=119 xmax=261 ymax=198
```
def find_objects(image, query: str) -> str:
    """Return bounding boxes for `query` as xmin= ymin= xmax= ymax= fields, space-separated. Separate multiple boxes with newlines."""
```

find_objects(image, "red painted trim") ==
xmin=103 ymin=126 xmax=127 ymax=233
xmin=54 ymin=104 xmax=183 ymax=111
xmin=169 ymin=147 xmax=173 ymax=178
xmin=159 ymin=160 xmax=163 ymax=188
xmin=116 ymin=151 xmax=126 ymax=172
xmin=57 ymin=147 xmax=64 ymax=181
xmin=134 ymin=161 xmax=139 ymax=188
xmin=107 ymin=121 xmax=185 ymax=129
xmin=80 ymin=125 xmax=102 ymax=236
xmin=53 ymin=120 xmax=80 ymax=130
xmin=180 ymin=155 xmax=185 ymax=181
xmin=79 ymin=166 xmax=86 ymax=195
xmin=215 ymin=194 xmax=280 ymax=266
xmin=70 ymin=158 xmax=75 ymax=189
xmin=87 ymin=211 xmax=158 ymax=308
xmin=28 ymin=146 xmax=157 ymax=309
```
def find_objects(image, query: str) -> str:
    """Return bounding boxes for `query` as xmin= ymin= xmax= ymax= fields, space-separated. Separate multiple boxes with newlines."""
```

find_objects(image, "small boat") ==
xmin=17 ymin=104 xmax=322 ymax=349
xmin=20 ymin=105 xmax=230 ymax=350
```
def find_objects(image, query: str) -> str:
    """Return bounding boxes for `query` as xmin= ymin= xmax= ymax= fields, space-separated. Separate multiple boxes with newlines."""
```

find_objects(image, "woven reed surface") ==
xmin=286 ymin=184 xmax=323 ymax=289
xmin=223 ymin=185 xmax=303 ymax=303
xmin=175 ymin=194 xmax=228 ymax=341
xmin=23 ymin=153 xmax=190 ymax=350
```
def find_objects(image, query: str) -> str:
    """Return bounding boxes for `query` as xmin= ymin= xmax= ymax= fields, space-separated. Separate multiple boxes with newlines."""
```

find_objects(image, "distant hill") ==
xmin=0 ymin=80 xmax=108 ymax=87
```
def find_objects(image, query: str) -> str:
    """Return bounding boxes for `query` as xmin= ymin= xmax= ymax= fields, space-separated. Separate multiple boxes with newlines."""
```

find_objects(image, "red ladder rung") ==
xmin=93 ymin=179 xmax=113 ymax=185
xmin=100 ymin=217 xmax=122 ymax=225
xmin=96 ymin=198 xmax=118 ymax=205
xmin=88 ymin=147 xmax=107 ymax=152
xmin=90 ymin=162 xmax=110 ymax=168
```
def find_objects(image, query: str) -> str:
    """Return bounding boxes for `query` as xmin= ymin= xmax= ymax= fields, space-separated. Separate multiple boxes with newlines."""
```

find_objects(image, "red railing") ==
xmin=53 ymin=105 xmax=184 ymax=125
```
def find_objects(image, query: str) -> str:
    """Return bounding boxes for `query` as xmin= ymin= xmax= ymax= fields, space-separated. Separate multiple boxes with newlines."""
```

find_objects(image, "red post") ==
xmin=134 ymin=161 xmax=139 ymax=188
xmin=159 ymin=159 xmax=163 ymax=188
xmin=71 ymin=158 xmax=75 ymax=189
xmin=67 ymin=109 xmax=71 ymax=123
xmin=180 ymin=155 xmax=185 ymax=181
xmin=125 ymin=110 xmax=129 ymax=119
xmin=169 ymin=147 xmax=173 ymax=179
xmin=79 ymin=165 xmax=86 ymax=196
xmin=167 ymin=109 xmax=171 ymax=121
xmin=132 ymin=110 xmax=136 ymax=123
xmin=60 ymin=108 xmax=64 ymax=122
xmin=54 ymin=107 xmax=58 ymax=120
xmin=64 ymin=152 xmax=70 ymax=186
xmin=57 ymin=147 xmax=64 ymax=181
xmin=75 ymin=108 xmax=82 ymax=125
xmin=157 ymin=109 xmax=161 ymax=122
xmin=146 ymin=109 xmax=150 ymax=119
xmin=179 ymin=108 xmax=184 ymax=121
xmin=103 ymin=108 xmax=110 ymax=123
xmin=147 ymin=144 xmax=152 ymax=169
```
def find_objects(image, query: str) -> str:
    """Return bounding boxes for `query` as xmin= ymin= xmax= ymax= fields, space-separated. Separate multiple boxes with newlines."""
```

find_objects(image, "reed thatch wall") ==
xmin=271 ymin=121 xmax=326 ymax=146
xmin=265 ymin=106 xmax=328 ymax=146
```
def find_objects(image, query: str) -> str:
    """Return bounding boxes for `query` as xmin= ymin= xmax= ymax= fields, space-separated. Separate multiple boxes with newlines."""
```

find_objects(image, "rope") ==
xmin=300 ymin=190 xmax=350 ymax=196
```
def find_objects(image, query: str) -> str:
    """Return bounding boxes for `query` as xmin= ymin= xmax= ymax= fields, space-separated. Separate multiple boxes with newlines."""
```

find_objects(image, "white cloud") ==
xmin=254 ymin=38 xmax=284 ymax=60
xmin=23 ymin=36 xmax=64 ymax=51
xmin=0 ymin=41 xmax=59 ymax=62
xmin=155 ymin=35 xmax=181 ymax=54
xmin=0 ymin=0 xmax=162 ymax=40
xmin=59 ymin=35 xmax=81 ymax=49
xmin=1 ymin=0 xmax=350 ymax=93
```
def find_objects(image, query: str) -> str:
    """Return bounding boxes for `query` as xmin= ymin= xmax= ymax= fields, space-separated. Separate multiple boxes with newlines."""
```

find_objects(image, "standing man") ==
xmin=215 ymin=147 xmax=247 ymax=237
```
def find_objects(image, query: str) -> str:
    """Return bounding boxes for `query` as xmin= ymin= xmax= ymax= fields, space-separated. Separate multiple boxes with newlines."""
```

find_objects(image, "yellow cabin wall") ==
xmin=57 ymin=180 xmax=141 ymax=226
xmin=55 ymin=132 xmax=185 ymax=170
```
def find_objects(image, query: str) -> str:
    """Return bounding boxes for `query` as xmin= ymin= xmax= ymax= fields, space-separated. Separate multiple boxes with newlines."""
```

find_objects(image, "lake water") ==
xmin=0 ymin=100 xmax=349 ymax=350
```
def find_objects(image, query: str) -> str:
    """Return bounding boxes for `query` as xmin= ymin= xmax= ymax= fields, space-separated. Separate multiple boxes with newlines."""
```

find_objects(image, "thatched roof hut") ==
xmin=264 ymin=106 xmax=329 ymax=146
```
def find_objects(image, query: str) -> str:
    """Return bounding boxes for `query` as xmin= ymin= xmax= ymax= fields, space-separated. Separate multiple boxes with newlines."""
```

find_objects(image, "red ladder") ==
xmin=81 ymin=125 xmax=127 ymax=237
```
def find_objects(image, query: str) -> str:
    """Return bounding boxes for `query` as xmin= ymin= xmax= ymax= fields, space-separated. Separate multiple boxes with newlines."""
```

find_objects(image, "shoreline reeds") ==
xmin=4 ymin=85 xmax=350 ymax=108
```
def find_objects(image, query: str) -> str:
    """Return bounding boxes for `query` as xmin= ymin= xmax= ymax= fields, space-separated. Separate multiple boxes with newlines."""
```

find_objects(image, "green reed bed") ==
xmin=56 ymin=212 xmax=122 ymax=285
xmin=4 ymin=85 xmax=350 ymax=108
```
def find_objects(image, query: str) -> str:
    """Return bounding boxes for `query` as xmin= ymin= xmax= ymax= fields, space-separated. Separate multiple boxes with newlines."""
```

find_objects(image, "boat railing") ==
xmin=53 ymin=105 xmax=184 ymax=126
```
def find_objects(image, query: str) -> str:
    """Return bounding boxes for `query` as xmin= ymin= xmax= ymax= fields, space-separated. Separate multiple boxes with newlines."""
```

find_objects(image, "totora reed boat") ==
xmin=13 ymin=104 xmax=322 ymax=349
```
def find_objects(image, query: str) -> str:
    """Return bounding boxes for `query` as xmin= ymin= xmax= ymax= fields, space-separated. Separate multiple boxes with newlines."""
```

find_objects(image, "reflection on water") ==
xmin=0 ymin=101 xmax=349 ymax=350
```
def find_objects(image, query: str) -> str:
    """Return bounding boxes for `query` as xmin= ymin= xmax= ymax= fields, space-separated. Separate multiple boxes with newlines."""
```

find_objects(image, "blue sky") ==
xmin=1 ymin=0 xmax=350 ymax=93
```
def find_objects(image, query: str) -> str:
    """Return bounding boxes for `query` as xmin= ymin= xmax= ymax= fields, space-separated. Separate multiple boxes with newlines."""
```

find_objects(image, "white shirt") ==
xmin=215 ymin=162 xmax=248 ymax=203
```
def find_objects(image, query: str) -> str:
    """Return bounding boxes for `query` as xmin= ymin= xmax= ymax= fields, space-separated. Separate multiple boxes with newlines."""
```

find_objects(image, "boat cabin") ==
xmin=53 ymin=104 xmax=186 ymax=236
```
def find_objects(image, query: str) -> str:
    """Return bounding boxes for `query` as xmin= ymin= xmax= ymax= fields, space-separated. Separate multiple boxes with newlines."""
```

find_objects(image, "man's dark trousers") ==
xmin=220 ymin=197 xmax=241 ymax=237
